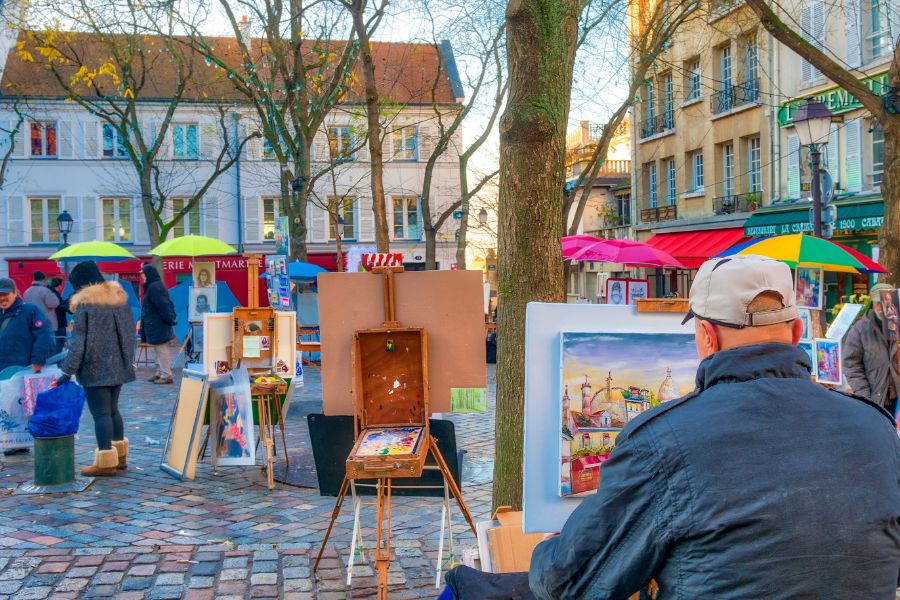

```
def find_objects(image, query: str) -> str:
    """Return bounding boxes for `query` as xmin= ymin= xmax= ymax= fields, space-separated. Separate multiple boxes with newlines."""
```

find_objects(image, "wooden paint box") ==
xmin=346 ymin=328 xmax=429 ymax=480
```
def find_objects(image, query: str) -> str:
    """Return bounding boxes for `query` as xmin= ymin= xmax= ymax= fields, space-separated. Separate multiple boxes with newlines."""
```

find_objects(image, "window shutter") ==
xmin=384 ymin=128 xmax=394 ymax=160
xmin=358 ymin=198 xmax=375 ymax=242
xmin=11 ymin=120 xmax=25 ymax=158
xmin=844 ymin=0 xmax=862 ymax=68
xmin=199 ymin=120 xmax=219 ymax=160
xmin=204 ymin=196 xmax=219 ymax=238
xmin=83 ymin=121 xmax=99 ymax=158
xmin=356 ymin=131 xmax=369 ymax=161
xmin=7 ymin=195 xmax=24 ymax=245
xmin=418 ymin=126 xmax=434 ymax=162
xmin=133 ymin=195 xmax=149 ymax=245
xmin=825 ymin=123 xmax=838 ymax=174
xmin=58 ymin=121 xmax=74 ymax=158
xmin=310 ymin=203 xmax=326 ymax=242
xmin=242 ymin=196 xmax=261 ymax=243
xmin=313 ymin=130 xmax=328 ymax=162
xmin=800 ymin=4 xmax=814 ymax=84
xmin=787 ymin=134 xmax=801 ymax=198
xmin=844 ymin=118 xmax=862 ymax=192
xmin=81 ymin=195 xmax=99 ymax=241
xmin=415 ymin=197 xmax=424 ymax=241
xmin=245 ymin=125 xmax=262 ymax=161
xmin=61 ymin=195 xmax=80 ymax=242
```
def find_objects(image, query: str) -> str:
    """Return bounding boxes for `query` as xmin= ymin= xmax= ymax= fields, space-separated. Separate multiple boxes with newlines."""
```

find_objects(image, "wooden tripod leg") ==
xmin=279 ymin=417 xmax=289 ymax=465
xmin=258 ymin=396 xmax=275 ymax=490
xmin=314 ymin=476 xmax=350 ymax=572
xmin=375 ymin=478 xmax=392 ymax=600
xmin=429 ymin=437 xmax=477 ymax=536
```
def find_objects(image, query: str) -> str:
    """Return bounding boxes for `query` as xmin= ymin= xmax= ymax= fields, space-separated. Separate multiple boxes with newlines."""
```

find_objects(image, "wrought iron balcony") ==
xmin=639 ymin=112 xmax=675 ymax=139
xmin=713 ymin=192 xmax=762 ymax=215
xmin=710 ymin=79 xmax=760 ymax=114
xmin=641 ymin=204 xmax=678 ymax=223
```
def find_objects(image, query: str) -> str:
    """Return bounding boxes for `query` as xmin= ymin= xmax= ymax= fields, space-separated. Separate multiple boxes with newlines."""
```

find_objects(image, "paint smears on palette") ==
xmin=354 ymin=427 xmax=424 ymax=457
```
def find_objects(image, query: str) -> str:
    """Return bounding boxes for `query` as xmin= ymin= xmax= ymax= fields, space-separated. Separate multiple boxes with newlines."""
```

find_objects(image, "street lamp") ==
xmin=790 ymin=100 xmax=833 ymax=237
xmin=57 ymin=210 xmax=73 ymax=248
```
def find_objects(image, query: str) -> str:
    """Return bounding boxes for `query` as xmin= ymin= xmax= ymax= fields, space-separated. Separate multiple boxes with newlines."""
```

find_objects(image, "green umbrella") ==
xmin=149 ymin=235 xmax=237 ymax=257
xmin=49 ymin=241 xmax=137 ymax=262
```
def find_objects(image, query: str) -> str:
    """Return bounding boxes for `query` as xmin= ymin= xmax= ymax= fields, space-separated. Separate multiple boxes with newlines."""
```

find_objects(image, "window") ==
xmin=29 ymin=197 xmax=60 ymax=243
xmin=662 ymin=73 xmax=674 ymax=129
xmin=868 ymin=0 xmax=891 ymax=59
xmin=720 ymin=45 xmax=732 ymax=97
xmin=743 ymin=40 xmax=759 ymax=101
xmin=748 ymin=137 xmax=762 ymax=192
xmin=645 ymin=83 xmax=656 ymax=123
xmin=723 ymin=143 xmax=734 ymax=197
xmin=171 ymin=199 xmax=201 ymax=236
xmin=392 ymin=126 xmax=418 ymax=161
xmin=329 ymin=197 xmax=356 ymax=240
xmin=615 ymin=193 xmax=631 ymax=225
xmin=648 ymin=164 xmax=658 ymax=208
xmin=30 ymin=122 xmax=57 ymax=157
xmin=102 ymin=198 xmax=132 ymax=242
xmin=263 ymin=197 xmax=281 ymax=240
xmin=392 ymin=196 xmax=420 ymax=239
xmin=687 ymin=59 xmax=702 ymax=100
xmin=172 ymin=123 xmax=199 ymax=159
xmin=873 ymin=125 xmax=884 ymax=186
xmin=327 ymin=126 xmax=355 ymax=160
xmin=102 ymin=124 xmax=128 ymax=159
xmin=666 ymin=159 xmax=676 ymax=205
xmin=690 ymin=151 xmax=704 ymax=192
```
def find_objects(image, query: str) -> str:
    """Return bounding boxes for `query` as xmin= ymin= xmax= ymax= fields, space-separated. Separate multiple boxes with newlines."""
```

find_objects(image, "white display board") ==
xmin=522 ymin=302 xmax=696 ymax=533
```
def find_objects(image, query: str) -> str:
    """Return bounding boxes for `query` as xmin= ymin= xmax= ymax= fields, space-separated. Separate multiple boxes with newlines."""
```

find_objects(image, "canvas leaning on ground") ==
xmin=559 ymin=332 xmax=696 ymax=497
xmin=209 ymin=369 xmax=256 ymax=466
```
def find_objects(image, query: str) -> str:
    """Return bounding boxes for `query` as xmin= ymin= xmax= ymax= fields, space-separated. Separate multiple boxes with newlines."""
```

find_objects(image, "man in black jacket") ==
xmin=140 ymin=264 xmax=177 ymax=384
xmin=530 ymin=255 xmax=900 ymax=599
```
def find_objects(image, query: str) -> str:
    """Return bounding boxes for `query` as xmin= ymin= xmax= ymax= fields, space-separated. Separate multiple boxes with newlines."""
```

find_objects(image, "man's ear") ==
xmin=696 ymin=319 xmax=719 ymax=359
xmin=791 ymin=318 xmax=804 ymax=345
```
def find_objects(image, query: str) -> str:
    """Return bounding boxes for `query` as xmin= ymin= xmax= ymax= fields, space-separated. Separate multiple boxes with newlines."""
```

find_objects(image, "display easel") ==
xmin=313 ymin=266 xmax=477 ymax=599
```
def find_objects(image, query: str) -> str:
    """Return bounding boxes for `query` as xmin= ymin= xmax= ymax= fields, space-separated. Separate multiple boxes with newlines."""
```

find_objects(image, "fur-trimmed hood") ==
xmin=69 ymin=281 xmax=128 ymax=310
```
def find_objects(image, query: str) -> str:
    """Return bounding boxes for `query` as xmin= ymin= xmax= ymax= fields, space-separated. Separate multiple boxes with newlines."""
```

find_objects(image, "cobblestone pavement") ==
xmin=0 ymin=365 xmax=496 ymax=599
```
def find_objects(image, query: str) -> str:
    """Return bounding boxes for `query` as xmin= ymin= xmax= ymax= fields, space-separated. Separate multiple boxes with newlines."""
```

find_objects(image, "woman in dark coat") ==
xmin=47 ymin=277 xmax=68 ymax=353
xmin=140 ymin=264 xmax=177 ymax=384
xmin=59 ymin=261 xmax=136 ymax=477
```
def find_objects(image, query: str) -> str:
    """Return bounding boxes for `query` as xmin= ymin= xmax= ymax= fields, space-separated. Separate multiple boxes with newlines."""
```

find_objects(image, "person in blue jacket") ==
xmin=0 ymin=277 xmax=54 ymax=374
xmin=529 ymin=255 xmax=900 ymax=600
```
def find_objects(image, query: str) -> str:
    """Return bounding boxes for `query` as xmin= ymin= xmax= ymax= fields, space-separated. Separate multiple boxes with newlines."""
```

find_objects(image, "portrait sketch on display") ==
xmin=879 ymin=289 xmax=899 ymax=340
xmin=189 ymin=287 xmax=216 ymax=323
xmin=605 ymin=279 xmax=628 ymax=305
xmin=192 ymin=262 xmax=215 ymax=288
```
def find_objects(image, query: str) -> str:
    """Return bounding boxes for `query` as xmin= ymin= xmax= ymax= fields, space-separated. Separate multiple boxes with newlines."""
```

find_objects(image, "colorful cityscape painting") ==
xmin=559 ymin=332 xmax=697 ymax=497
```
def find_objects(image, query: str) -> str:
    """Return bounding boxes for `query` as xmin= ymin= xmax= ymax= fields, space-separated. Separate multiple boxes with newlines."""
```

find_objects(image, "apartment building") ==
xmin=0 ymin=31 xmax=465 ymax=295
xmin=632 ymin=2 xmax=772 ymax=297
xmin=743 ymin=0 xmax=895 ymax=301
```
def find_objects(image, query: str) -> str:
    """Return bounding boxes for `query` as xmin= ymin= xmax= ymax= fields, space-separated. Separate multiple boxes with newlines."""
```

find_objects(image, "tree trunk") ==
xmin=455 ymin=203 xmax=469 ymax=269
xmin=140 ymin=174 xmax=164 ymax=272
xmin=879 ymin=119 xmax=900 ymax=286
xmin=350 ymin=2 xmax=390 ymax=252
xmin=424 ymin=225 xmax=438 ymax=270
xmin=493 ymin=0 xmax=580 ymax=511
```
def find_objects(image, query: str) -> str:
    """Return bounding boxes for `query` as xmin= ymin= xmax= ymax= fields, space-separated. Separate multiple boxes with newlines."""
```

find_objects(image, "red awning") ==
xmin=645 ymin=228 xmax=747 ymax=269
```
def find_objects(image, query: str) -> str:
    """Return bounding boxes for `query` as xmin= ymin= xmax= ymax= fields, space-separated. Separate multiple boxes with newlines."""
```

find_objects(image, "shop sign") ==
xmin=777 ymin=72 xmax=888 ymax=127
xmin=744 ymin=215 xmax=882 ymax=237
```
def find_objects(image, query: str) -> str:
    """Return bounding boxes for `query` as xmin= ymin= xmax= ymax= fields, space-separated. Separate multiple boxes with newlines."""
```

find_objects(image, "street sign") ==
xmin=452 ymin=210 xmax=463 ymax=220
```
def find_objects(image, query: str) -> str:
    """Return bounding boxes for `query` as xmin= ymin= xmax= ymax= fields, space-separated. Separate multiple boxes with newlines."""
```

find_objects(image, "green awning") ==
xmin=743 ymin=200 xmax=883 ymax=236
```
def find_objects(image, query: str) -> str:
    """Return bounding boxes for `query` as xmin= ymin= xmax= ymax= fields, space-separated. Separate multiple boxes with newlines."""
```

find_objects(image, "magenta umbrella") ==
xmin=561 ymin=235 xmax=685 ymax=268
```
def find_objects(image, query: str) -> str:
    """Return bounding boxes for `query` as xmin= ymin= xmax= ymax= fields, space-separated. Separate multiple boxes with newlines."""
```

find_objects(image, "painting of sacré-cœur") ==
xmin=560 ymin=332 xmax=697 ymax=497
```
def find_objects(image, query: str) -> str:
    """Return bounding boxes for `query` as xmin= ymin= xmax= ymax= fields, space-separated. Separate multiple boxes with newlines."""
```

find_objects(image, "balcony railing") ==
xmin=713 ymin=192 xmax=762 ymax=215
xmin=641 ymin=204 xmax=678 ymax=223
xmin=710 ymin=79 xmax=760 ymax=114
xmin=639 ymin=112 xmax=675 ymax=139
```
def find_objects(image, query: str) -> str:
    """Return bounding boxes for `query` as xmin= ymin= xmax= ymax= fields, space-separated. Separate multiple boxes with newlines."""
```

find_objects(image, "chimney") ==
xmin=238 ymin=15 xmax=251 ymax=51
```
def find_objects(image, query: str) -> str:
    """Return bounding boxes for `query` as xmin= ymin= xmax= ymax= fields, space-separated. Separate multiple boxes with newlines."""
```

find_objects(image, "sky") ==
xmin=561 ymin=332 xmax=698 ymax=397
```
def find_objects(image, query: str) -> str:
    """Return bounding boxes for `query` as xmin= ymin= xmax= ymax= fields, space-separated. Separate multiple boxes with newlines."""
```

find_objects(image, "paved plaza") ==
xmin=0 ymin=365 xmax=497 ymax=599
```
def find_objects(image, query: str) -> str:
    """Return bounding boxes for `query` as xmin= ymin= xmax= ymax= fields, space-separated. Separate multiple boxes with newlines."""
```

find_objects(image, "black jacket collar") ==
xmin=696 ymin=342 xmax=812 ymax=391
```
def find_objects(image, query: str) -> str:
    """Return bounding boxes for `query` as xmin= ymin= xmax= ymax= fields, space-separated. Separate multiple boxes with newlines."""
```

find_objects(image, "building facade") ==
xmin=0 ymin=31 xmax=465 ymax=290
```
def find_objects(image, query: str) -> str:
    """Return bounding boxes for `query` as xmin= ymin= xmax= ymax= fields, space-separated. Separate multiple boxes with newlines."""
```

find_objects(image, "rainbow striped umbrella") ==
xmin=715 ymin=233 xmax=886 ymax=274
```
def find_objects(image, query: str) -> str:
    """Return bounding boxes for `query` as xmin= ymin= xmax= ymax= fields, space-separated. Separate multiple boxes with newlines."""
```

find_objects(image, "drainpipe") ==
xmin=233 ymin=112 xmax=243 ymax=252
xmin=767 ymin=23 xmax=780 ymax=205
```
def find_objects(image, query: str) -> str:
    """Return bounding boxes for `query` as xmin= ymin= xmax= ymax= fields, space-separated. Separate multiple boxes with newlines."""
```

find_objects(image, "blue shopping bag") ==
xmin=26 ymin=381 xmax=86 ymax=438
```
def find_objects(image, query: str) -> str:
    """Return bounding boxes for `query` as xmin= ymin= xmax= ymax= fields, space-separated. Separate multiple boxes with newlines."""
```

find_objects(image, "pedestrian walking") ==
xmin=22 ymin=271 xmax=60 ymax=333
xmin=46 ymin=277 xmax=68 ymax=353
xmin=843 ymin=282 xmax=899 ymax=417
xmin=140 ymin=264 xmax=177 ymax=384
xmin=58 ymin=261 xmax=135 ymax=477
xmin=529 ymin=255 xmax=900 ymax=599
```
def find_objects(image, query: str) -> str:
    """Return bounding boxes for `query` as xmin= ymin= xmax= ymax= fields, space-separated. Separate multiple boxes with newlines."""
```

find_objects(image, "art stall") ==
xmin=160 ymin=252 xmax=299 ymax=491
xmin=310 ymin=260 xmax=488 ymax=597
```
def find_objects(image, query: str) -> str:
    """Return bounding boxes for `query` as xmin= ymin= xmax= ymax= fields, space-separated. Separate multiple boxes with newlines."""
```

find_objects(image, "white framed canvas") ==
xmin=795 ymin=266 xmax=823 ymax=310
xmin=825 ymin=303 xmax=863 ymax=340
xmin=797 ymin=341 xmax=814 ymax=368
xmin=605 ymin=278 xmax=628 ymax=305
xmin=209 ymin=368 xmax=256 ymax=466
xmin=523 ymin=303 xmax=697 ymax=533
xmin=626 ymin=280 xmax=649 ymax=304
xmin=189 ymin=287 xmax=217 ymax=323
xmin=813 ymin=338 xmax=842 ymax=385
xmin=798 ymin=308 xmax=812 ymax=341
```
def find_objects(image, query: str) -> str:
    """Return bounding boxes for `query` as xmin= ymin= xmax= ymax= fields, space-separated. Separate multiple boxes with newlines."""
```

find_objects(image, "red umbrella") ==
xmin=562 ymin=236 xmax=685 ymax=268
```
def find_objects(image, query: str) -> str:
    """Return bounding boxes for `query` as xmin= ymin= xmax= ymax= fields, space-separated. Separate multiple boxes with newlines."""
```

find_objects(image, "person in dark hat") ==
xmin=58 ymin=261 xmax=135 ymax=476
xmin=140 ymin=264 xmax=176 ymax=384
xmin=23 ymin=270 xmax=59 ymax=334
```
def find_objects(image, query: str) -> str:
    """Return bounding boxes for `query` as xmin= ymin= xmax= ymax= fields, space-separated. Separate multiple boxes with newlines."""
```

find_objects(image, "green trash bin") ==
xmin=12 ymin=435 xmax=94 ymax=495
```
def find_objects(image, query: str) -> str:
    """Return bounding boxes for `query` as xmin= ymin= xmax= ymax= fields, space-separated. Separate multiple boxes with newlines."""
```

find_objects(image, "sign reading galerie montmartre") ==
xmin=777 ymin=72 xmax=889 ymax=127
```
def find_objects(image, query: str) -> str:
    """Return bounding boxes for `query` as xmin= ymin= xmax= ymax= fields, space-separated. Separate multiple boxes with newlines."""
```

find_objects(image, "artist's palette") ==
xmin=355 ymin=427 xmax=423 ymax=457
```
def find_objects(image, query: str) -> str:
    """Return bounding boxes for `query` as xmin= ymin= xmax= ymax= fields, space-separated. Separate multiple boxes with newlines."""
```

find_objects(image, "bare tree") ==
xmin=744 ymin=0 xmax=899 ymax=284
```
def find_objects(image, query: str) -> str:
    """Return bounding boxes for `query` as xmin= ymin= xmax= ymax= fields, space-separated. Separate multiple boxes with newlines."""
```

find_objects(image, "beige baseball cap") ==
xmin=683 ymin=254 xmax=799 ymax=328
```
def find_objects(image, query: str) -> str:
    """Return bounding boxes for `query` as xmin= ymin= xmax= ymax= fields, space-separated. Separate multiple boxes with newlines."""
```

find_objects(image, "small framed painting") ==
xmin=192 ymin=262 xmax=215 ymax=288
xmin=189 ymin=287 xmax=216 ymax=323
xmin=605 ymin=278 xmax=628 ymax=305
xmin=795 ymin=266 xmax=823 ymax=310
xmin=797 ymin=340 xmax=814 ymax=369
xmin=878 ymin=289 xmax=899 ymax=341
xmin=813 ymin=338 xmax=842 ymax=385
xmin=798 ymin=309 xmax=812 ymax=341
xmin=627 ymin=279 xmax=649 ymax=304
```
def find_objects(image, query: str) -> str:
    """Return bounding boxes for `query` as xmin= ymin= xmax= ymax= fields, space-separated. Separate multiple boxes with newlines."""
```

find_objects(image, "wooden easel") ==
xmin=313 ymin=267 xmax=477 ymax=600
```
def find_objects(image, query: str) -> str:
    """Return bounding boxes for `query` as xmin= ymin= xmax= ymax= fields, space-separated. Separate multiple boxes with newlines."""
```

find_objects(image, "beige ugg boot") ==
xmin=111 ymin=439 xmax=128 ymax=470
xmin=81 ymin=448 xmax=119 ymax=477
